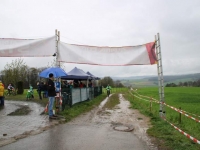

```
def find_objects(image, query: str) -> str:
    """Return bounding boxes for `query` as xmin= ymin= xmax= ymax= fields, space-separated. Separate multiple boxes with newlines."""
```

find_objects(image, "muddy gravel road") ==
xmin=1 ymin=94 xmax=157 ymax=150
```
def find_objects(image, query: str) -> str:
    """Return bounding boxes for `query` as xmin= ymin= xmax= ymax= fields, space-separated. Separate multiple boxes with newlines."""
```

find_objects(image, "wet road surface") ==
xmin=0 ymin=101 xmax=60 ymax=146
xmin=0 ymin=95 xmax=157 ymax=150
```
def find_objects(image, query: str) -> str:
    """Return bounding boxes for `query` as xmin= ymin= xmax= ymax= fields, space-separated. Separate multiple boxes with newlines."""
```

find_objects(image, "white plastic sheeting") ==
xmin=58 ymin=42 xmax=157 ymax=66
xmin=0 ymin=36 xmax=55 ymax=57
xmin=0 ymin=35 xmax=157 ymax=66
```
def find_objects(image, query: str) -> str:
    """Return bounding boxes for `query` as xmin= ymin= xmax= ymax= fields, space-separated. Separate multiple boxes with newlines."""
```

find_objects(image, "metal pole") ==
xmin=155 ymin=33 xmax=165 ymax=118
xmin=55 ymin=29 xmax=58 ymax=67
xmin=155 ymin=35 xmax=162 ymax=117
xmin=58 ymin=31 xmax=60 ymax=67
xmin=157 ymin=33 xmax=165 ymax=118
xmin=58 ymin=30 xmax=62 ymax=111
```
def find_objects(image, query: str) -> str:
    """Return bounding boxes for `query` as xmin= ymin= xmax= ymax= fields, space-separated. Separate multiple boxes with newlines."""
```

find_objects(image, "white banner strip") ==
xmin=58 ymin=42 xmax=157 ymax=66
xmin=0 ymin=36 xmax=56 ymax=57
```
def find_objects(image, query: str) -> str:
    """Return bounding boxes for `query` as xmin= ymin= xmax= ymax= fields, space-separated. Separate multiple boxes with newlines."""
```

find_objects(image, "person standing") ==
xmin=37 ymin=82 xmax=42 ymax=100
xmin=29 ymin=84 xmax=34 ymax=98
xmin=47 ymin=73 xmax=57 ymax=119
xmin=43 ymin=82 xmax=48 ymax=98
xmin=88 ymin=80 xmax=93 ymax=88
xmin=0 ymin=80 xmax=5 ymax=106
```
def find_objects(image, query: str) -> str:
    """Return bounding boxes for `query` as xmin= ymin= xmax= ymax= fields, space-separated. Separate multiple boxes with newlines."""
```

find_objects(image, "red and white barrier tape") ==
xmin=162 ymin=103 xmax=200 ymax=123
xmin=131 ymin=91 xmax=200 ymax=144
xmin=163 ymin=118 xmax=200 ymax=144
xmin=132 ymin=91 xmax=200 ymax=119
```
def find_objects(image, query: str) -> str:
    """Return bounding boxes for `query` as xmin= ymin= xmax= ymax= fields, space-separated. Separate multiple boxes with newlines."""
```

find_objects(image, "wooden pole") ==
xmin=179 ymin=107 xmax=182 ymax=124
xmin=150 ymin=97 xmax=152 ymax=112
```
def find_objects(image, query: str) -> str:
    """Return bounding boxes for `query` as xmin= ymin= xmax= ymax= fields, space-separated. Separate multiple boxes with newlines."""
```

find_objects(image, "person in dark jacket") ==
xmin=47 ymin=73 xmax=57 ymax=119
xmin=43 ymin=82 xmax=48 ymax=98
xmin=37 ymin=81 xmax=42 ymax=100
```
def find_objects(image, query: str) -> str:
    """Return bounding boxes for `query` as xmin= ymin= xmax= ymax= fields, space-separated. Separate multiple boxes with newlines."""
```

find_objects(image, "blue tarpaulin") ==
xmin=39 ymin=67 xmax=67 ymax=78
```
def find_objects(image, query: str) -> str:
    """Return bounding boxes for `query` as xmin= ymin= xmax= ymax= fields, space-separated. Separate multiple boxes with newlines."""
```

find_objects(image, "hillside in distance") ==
xmin=112 ymin=73 xmax=200 ymax=87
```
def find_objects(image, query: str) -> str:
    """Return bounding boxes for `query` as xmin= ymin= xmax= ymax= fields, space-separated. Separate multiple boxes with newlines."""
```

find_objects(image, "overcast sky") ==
xmin=0 ymin=0 xmax=200 ymax=77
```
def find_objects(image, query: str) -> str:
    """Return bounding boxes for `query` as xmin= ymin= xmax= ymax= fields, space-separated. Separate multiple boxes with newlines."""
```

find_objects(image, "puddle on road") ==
xmin=0 ymin=101 xmax=61 ymax=147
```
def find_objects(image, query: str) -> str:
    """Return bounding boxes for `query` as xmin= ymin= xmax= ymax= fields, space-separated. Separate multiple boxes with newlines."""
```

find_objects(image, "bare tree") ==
xmin=3 ymin=58 xmax=28 ymax=87
xmin=47 ymin=58 xmax=66 ymax=70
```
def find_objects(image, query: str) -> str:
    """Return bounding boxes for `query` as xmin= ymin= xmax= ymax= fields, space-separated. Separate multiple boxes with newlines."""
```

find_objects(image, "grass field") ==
xmin=121 ymin=79 xmax=157 ymax=87
xmin=127 ymin=87 xmax=200 ymax=150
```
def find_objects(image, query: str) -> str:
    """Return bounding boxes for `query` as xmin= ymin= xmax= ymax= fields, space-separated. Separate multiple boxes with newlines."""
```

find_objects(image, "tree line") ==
xmin=0 ymin=58 xmax=124 ymax=90
xmin=0 ymin=58 xmax=49 ymax=89
xmin=99 ymin=76 xmax=124 ymax=88
xmin=165 ymin=80 xmax=200 ymax=87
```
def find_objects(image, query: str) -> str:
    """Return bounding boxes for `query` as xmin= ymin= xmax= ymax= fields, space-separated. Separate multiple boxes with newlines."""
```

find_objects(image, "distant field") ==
xmin=129 ymin=87 xmax=200 ymax=149
xmin=135 ymin=87 xmax=200 ymax=114
xmin=118 ymin=73 xmax=200 ymax=87
xmin=121 ymin=79 xmax=157 ymax=87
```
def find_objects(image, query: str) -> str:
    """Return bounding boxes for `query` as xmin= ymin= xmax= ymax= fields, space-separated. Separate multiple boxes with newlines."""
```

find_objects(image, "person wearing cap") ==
xmin=47 ymin=73 xmax=57 ymax=119
xmin=0 ymin=80 xmax=5 ymax=106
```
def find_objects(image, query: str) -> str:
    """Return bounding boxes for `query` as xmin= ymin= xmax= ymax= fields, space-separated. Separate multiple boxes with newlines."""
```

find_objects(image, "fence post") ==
xmin=150 ymin=97 xmax=152 ymax=112
xmin=80 ymin=88 xmax=82 ymax=102
xmin=179 ymin=107 xmax=182 ymax=124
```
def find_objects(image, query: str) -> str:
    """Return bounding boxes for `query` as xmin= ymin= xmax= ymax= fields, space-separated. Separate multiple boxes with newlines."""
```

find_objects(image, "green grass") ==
xmin=61 ymin=94 xmax=107 ymax=122
xmin=126 ymin=87 xmax=200 ymax=150
xmin=102 ymin=94 xmax=120 ymax=110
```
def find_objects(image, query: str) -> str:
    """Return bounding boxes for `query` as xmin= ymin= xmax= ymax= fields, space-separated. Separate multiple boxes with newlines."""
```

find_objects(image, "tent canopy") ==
xmin=86 ymin=71 xmax=100 ymax=80
xmin=61 ymin=67 xmax=91 ymax=80
xmin=39 ymin=67 xmax=67 ymax=78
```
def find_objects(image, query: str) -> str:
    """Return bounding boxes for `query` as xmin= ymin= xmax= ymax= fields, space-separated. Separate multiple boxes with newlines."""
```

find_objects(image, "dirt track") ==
xmin=69 ymin=93 xmax=157 ymax=150
xmin=1 ymin=94 xmax=158 ymax=150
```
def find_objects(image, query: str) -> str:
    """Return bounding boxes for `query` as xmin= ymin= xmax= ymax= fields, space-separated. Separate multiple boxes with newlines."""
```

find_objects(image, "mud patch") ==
xmin=8 ymin=105 xmax=31 ymax=116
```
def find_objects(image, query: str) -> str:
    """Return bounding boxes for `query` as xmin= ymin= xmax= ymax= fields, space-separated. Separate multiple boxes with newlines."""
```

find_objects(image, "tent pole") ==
xmin=58 ymin=30 xmax=62 ymax=111
xmin=55 ymin=29 xmax=58 ymax=67
xmin=58 ymin=31 xmax=60 ymax=67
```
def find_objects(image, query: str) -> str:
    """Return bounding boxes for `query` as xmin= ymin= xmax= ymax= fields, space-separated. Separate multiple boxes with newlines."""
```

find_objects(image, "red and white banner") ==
xmin=0 ymin=36 xmax=55 ymax=57
xmin=58 ymin=42 xmax=157 ymax=66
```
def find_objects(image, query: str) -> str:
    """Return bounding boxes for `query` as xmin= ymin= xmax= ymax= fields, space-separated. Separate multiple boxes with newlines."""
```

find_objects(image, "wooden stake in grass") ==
xmin=150 ymin=97 xmax=152 ymax=112
xmin=179 ymin=107 xmax=182 ymax=124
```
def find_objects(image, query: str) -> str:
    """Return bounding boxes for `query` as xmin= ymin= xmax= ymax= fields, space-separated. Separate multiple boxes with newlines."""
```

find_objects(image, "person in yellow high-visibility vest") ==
xmin=0 ymin=80 xmax=5 ymax=106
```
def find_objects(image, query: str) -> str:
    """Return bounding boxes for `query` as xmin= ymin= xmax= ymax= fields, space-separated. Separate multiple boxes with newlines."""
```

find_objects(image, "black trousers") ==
xmin=37 ymin=90 xmax=42 ymax=100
